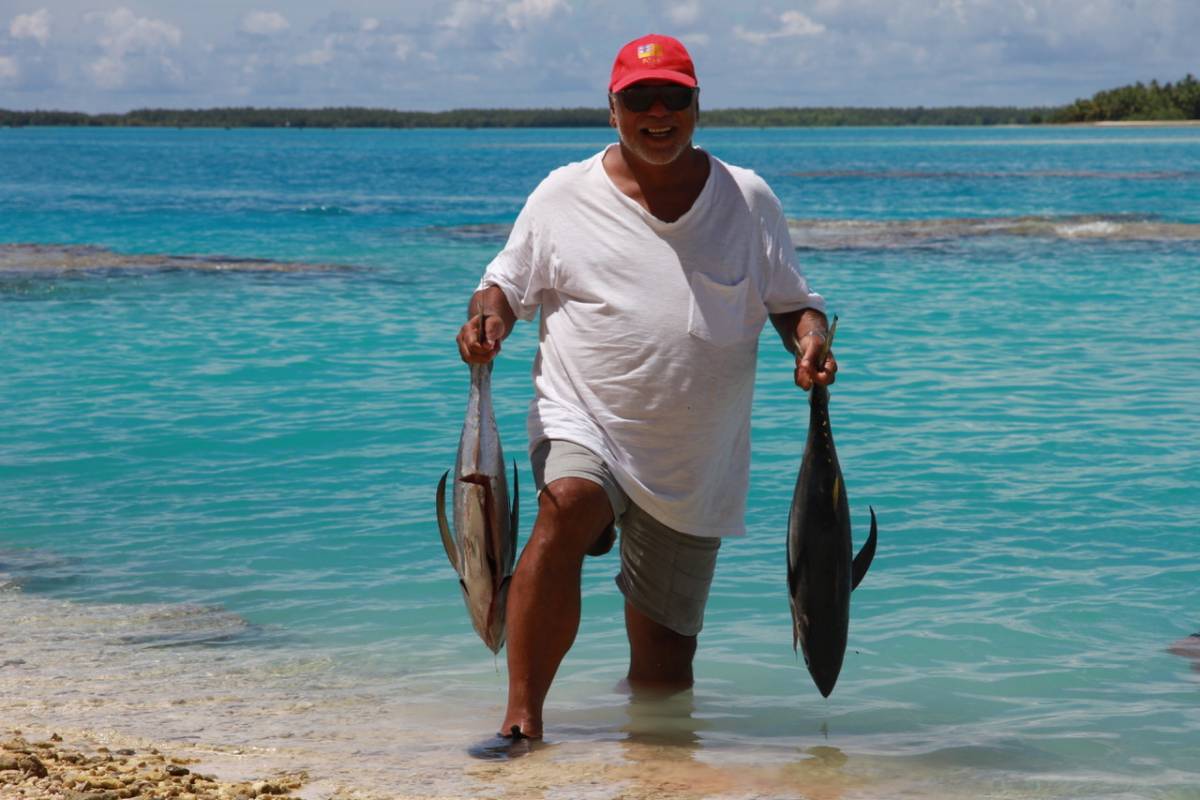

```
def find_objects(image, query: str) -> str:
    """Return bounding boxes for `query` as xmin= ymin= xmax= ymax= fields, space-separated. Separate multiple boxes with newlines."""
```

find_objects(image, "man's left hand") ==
xmin=794 ymin=332 xmax=837 ymax=391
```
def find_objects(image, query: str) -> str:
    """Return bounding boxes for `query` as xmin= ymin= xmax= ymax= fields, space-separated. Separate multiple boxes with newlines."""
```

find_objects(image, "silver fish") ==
xmin=787 ymin=317 xmax=877 ymax=697
xmin=436 ymin=361 xmax=519 ymax=653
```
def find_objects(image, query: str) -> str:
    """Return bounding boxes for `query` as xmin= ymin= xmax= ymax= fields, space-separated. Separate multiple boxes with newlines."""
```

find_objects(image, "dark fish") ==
xmin=436 ymin=361 xmax=519 ymax=653
xmin=787 ymin=317 xmax=878 ymax=696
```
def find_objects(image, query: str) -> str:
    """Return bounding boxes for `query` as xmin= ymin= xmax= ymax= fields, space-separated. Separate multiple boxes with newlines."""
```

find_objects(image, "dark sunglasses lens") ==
xmin=662 ymin=87 xmax=695 ymax=110
xmin=621 ymin=87 xmax=694 ymax=112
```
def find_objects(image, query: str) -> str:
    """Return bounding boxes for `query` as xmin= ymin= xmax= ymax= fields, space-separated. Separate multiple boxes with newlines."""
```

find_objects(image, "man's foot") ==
xmin=467 ymin=725 xmax=541 ymax=761
xmin=587 ymin=525 xmax=616 ymax=557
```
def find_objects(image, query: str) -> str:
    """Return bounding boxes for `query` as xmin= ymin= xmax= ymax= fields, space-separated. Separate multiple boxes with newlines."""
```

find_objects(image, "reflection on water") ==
xmin=621 ymin=685 xmax=703 ymax=751
xmin=1168 ymin=634 xmax=1200 ymax=673
xmin=614 ymin=685 xmax=858 ymax=800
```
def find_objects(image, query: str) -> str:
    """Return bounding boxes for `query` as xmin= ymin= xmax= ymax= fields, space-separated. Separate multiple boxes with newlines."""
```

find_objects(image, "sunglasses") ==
xmin=617 ymin=85 xmax=697 ymax=113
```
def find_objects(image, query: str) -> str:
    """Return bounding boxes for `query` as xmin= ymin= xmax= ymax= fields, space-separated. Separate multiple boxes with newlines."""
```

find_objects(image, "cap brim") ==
xmin=610 ymin=69 xmax=698 ymax=93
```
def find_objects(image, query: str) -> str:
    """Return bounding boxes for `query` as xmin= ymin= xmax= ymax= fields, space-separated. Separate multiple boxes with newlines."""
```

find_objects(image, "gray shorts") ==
xmin=530 ymin=439 xmax=720 ymax=637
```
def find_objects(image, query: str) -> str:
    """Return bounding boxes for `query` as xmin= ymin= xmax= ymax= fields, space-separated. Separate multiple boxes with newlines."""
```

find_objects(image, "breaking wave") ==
xmin=0 ymin=244 xmax=355 ymax=274
xmin=787 ymin=214 xmax=1200 ymax=250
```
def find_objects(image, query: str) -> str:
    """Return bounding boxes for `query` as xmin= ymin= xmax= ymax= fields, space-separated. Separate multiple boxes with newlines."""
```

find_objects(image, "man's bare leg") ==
xmin=625 ymin=601 xmax=697 ymax=690
xmin=500 ymin=477 xmax=614 ymax=738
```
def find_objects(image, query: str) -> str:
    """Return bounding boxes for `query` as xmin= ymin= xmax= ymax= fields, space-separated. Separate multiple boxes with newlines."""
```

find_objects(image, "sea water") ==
xmin=1 ymin=126 xmax=1198 ymax=799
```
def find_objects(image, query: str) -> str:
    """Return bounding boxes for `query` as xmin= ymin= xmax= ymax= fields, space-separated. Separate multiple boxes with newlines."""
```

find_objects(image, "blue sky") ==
xmin=1 ymin=1 xmax=1196 ymax=112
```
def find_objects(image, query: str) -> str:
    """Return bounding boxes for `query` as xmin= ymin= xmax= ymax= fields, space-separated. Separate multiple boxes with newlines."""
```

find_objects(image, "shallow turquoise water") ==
xmin=2 ymin=126 xmax=1198 ymax=798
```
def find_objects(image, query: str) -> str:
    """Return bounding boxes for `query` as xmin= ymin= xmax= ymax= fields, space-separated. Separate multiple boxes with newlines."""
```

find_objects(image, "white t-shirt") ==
xmin=481 ymin=145 xmax=824 ymax=537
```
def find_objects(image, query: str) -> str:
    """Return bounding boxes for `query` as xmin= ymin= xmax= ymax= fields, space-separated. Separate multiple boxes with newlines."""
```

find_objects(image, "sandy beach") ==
xmin=0 ymin=721 xmax=923 ymax=800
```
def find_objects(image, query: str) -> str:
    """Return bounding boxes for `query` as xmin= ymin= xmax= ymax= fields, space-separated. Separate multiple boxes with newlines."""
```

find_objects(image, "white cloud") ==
xmin=441 ymin=1 xmax=478 ymax=31
xmin=504 ymin=0 xmax=568 ymax=30
xmin=939 ymin=0 xmax=968 ymax=25
xmin=85 ymin=7 xmax=183 ymax=90
xmin=442 ymin=0 xmax=567 ymax=34
xmin=241 ymin=11 xmax=290 ymax=35
xmin=680 ymin=32 xmax=710 ymax=48
xmin=91 ymin=8 xmax=182 ymax=51
xmin=391 ymin=34 xmax=413 ymax=60
xmin=0 ymin=55 xmax=18 ymax=82
xmin=296 ymin=34 xmax=337 ymax=66
xmin=668 ymin=1 xmax=701 ymax=26
xmin=10 ymin=9 xmax=51 ymax=46
xmin=361 ymin=17 xmax=381 ymax=32
xmin=735 ymin=10 xmax=826 ymax=44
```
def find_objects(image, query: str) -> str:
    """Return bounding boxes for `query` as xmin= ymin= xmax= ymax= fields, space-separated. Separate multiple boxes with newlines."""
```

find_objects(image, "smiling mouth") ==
xmin=643 ymin=126 xmax=674 ymax=139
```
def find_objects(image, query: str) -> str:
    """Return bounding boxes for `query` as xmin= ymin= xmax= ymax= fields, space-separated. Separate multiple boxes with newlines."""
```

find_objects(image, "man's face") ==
xmin=609 ymin=80 xmax=699 ymax=168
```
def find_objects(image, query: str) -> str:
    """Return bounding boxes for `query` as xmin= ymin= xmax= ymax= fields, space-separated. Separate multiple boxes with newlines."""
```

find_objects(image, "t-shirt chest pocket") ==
xmin=686 ymin=271 xmax=768 ymax=346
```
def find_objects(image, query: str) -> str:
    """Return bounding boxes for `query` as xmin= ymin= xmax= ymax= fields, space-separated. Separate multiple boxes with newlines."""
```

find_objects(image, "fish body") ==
xmin=787 ymin=377 xmax=877 ymax=697
xmin=436 ymin=362 xmax=519 ymax=653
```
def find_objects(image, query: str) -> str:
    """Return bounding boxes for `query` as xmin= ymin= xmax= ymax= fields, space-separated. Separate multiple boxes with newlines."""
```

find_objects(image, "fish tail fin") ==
xmin=436 ymin=470 xmax=459 ymax=573
xmin=851 ymin=506 xmax=878 ymax=591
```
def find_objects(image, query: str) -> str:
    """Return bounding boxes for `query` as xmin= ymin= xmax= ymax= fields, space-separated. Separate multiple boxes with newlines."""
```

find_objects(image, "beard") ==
xmin=619 ymin=130 xmax=693 ymax=167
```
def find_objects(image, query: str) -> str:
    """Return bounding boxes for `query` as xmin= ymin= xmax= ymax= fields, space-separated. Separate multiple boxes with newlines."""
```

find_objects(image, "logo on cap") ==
xmin=636 ymin=43 xmax=664 ymax=63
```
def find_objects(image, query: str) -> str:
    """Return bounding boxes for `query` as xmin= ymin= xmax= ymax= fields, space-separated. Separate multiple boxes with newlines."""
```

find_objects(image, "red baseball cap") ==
xmin=609 ymin=34 xmax=697 ymax=93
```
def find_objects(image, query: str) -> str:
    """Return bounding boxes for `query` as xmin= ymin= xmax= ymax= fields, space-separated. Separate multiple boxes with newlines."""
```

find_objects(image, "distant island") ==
xmin=0 ymin=105 xmax=1050 ymax=128
xmin=2 ymin=75 xmax=1196 ymax=128
xmin=1052 ymin=74 xmax=1199 ymax=122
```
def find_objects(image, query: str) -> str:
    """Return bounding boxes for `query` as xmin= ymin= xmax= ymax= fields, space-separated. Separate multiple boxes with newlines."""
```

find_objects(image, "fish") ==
xmin=436 ymin=360 xmax=519 ymax=653
xmin=786 ymin=317 xmax=878 ymax=697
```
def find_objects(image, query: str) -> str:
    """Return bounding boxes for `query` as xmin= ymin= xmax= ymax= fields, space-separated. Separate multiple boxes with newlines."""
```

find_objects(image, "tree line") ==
xmin=0 ymin=105 xmax=1049 ymax=128
xmin=2 ymin=76 xmax=1196 ymax=128
xmin=1052 ymin=74 xmax=1200 ymax=122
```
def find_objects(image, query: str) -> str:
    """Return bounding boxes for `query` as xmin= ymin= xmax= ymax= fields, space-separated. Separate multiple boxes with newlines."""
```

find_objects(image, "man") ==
xmin=457 ymin=34 xmax=837 ymax=746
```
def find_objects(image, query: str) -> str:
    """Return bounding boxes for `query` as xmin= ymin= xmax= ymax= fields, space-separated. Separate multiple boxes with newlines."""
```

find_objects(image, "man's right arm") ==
xmin=457 ymin=285 xmax=518 ymax=364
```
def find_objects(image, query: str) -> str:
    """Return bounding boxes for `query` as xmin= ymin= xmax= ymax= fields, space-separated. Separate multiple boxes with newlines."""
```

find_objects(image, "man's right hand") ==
xmin=457 ymin=312 xmax=508 ymax=364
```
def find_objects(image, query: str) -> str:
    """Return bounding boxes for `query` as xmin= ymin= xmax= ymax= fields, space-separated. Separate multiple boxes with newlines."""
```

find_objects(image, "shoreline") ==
xmin=1081 ymin=119 xmax=1200 ymax=127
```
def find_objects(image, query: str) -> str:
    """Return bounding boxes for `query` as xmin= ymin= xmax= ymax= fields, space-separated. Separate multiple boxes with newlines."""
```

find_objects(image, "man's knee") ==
xmin=626 ymin=603 xmax=696 ymax=652
xmin=531 ymin=477 xmax=615 ymax=559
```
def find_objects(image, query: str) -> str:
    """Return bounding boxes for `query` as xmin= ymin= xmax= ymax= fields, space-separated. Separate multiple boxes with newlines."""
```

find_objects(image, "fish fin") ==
xmin=832 ymin=476 xmax=840 ymax=509
xmin=789 ymin=595 xmax=799 ymax=653
xmin=510 ymin=459 xmax=519 ymax=543
xmin=851 ymin=506 xmax=878 ymax=591
xmin=497 ymin=574 xmax=511 ymax=619
xmin=436 ymin=470 xmax=459 ymax=573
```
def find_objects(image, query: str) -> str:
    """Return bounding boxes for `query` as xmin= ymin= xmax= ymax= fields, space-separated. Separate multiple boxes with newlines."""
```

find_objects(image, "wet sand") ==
xmin=0 ymin=723 xmax=884 ymax=800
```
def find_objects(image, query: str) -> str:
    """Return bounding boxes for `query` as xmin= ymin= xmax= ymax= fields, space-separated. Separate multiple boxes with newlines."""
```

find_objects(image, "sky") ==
xmin=0 ymin=0 xmax=1196 ymax=112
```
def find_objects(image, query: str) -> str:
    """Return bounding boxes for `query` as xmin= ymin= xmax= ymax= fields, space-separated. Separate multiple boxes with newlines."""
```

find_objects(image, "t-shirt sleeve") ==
xmin=760 ymin=193 xmax=826 ymax=316
xmin=477 ymin=197 xmax=553 ymax=322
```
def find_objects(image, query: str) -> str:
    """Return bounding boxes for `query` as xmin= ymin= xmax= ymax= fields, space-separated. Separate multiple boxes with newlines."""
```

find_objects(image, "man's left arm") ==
xmin=769 ymin=308 xmax=837 ymax=391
